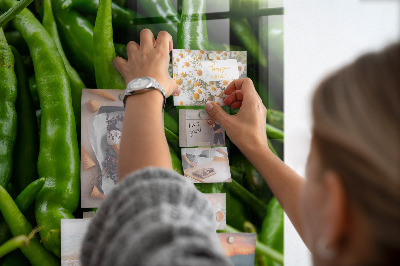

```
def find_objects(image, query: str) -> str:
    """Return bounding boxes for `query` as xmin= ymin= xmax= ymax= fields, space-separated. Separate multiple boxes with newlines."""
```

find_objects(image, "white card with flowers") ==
xmin=172 ymin=49 xmax=247 ymax=106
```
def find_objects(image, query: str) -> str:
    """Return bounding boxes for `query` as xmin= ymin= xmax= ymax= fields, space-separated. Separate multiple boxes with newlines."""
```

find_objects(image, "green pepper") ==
xmin=164 ymin=111 xmax=179 ymax=135
xmin=10 ymin=47 xmax=39 ymax=194
xmin=0 ymin=0 xmax=80 ymax=256
xmin=224 ymin=178 xmax=267 ymax=221
xmin=245 ymin=163 xmax=272 ymax=204
xmin=114 ymin=42 xmax=127 ymax=59
xmin=137 ymin=0 xmax=179 ymax=36
xmin=14 ymin=178 xmax=45 ymax=214
xmin=0 ymin=185 xmax=58 ymax=265
xmin=169 ymin=147 xmax=183 ymax=175
xmin=0 ymin=178 xmax=45 ymax=246
xmin=222 ymin=186 xmax=250 ymax=231
xmin=1 ymin=249 xmax=30 ymax=266
xmin=165 ymin=127 xmax=179 ymax=152
xmin=93 ymin=0 xmax=125 ymax=90
xmin=51 ymin=0 xmax=95 ymax=75
xmin=35 ymin=110 xmax=41 ymax=135
xmin=0 ymin=28 xmax=17 ymax=189
xmin=194 ymin=183 xmax=224 ymax=193
xmin=178 ymin=0 xmax=209 ymax=50
xmin=266 ymin=124 xmax=283 ymax=142
xmin=28 ymin=75 xmax=39 ymax=110
xmin=229 ymin=152 xmax=249 ymax=180
xmin=4 ymin=31 xmax=29 ymax=55
xmin=231 ymin=18 xmax=267 ymax=67
xmin=42 ymin=0 xmax=86 ymax=133
xmin=267 ymin=109 xmax=284 ymax=130
xmin=0 ymin=235 xmax=29 ymax=258
xmin=260 ymin=197 xmax=284 ymax=266
xmin=62 ymin=0 xmax=139 ymax=28
xmin=229 ymin=164 xmax=245 ymax=185
xmin=0 ymin=0 xmax=32 ymax=28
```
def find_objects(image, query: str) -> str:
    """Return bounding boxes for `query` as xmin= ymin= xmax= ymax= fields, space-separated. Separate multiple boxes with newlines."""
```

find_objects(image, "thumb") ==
xmin=205 ymin=102 xmax=231 ymax=128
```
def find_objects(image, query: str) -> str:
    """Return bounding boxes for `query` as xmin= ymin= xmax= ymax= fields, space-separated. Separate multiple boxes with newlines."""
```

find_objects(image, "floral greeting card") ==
xmin=172 ymin=49 xmax=247 ymax=106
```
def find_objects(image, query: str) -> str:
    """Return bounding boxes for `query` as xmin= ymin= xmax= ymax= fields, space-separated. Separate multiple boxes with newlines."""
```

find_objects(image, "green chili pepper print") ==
xmin=0 ymin=178 xmax=45 ymax=246
xmin=93 ymin=0 xmax=125 ymax=90
xmin=0 ymin=0 xmax=80 ymax=257
xmin=62 ymin=0 xmax=139 ymax=28
xmin=52 ymin=0 xmax=95 ymax=75
xmin=178 ymin=0 xmax=208 ymax=50
xmin=260 ymin=197 xmax=284 ymax=266
xmin=138 ymin=0 xmax=179 ymax=36
xmin=0 ymin=28 xmax=17 ymax=189
xmin=0 ymin=185 xmax=58 ymax=265
xmin=43 ymin=0 xmax=86 ymax=134
xmin=10 ymin=46 xmax=39 ymax=194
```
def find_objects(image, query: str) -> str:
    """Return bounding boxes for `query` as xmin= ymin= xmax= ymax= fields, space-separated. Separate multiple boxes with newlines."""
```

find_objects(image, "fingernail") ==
xmin=206 ymin=102 xmax=214 ymax=111
xmin=177 ymin=86 xmax=182 ymax=95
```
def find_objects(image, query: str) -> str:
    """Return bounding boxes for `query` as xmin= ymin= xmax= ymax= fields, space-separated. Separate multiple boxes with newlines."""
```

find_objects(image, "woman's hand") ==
xmin=205 ymin=78 xmax=269 ymax=155
xmin=113 ymin=29 xmax=179 ymax=97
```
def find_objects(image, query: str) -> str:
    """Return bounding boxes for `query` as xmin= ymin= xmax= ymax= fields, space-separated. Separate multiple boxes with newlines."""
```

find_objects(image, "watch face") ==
xmin=130 ymin=77 xmax=151 ymax=90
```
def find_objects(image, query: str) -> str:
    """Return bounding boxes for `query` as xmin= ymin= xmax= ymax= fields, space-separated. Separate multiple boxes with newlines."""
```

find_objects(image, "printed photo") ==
xmin=181 ymin=147 xmax=231 ymax=183
xmin=204 ymin=193 xmax=226 ymax=230
xmin=179 ymin=109 xmax=225 ymax=147
xmin=218 ymin=233 xmax=257 ymax=266
xmin=172 ymin=49 xmax=247 ymax=106
xmin=61 ymin=219 xmax=92 ymax=266
xmin=81 ymin=89 xmax=125 ymax=208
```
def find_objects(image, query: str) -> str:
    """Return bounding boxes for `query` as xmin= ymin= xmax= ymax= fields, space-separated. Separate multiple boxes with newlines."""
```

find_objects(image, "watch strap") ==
xmin=120 ymin=77 xmax=166 ymax=109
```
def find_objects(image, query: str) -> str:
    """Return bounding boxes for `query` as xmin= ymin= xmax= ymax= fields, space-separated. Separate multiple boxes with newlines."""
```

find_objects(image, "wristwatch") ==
xmin=119 ymin=77 xmax=166 ymax=109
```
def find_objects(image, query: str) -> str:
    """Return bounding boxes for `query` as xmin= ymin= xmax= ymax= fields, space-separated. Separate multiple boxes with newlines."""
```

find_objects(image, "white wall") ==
xmin=284 ymin=1 xmax=399 ymax=265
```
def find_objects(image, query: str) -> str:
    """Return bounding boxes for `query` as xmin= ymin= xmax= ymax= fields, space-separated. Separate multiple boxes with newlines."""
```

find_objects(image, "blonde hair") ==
xmin=311 ymin=43 xmax=400 ymax=264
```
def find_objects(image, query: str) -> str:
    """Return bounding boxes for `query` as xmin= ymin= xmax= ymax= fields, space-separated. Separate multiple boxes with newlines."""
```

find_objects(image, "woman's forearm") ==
xmin=118 ymin=90 xmax=172 ymax=181
xmin=240 ymin=143 xmax=305 ymax=239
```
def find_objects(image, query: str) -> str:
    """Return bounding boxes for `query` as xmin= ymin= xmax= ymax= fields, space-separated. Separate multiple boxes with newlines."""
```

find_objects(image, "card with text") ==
xmin=172 ymin=49 xmax=247 ymax=106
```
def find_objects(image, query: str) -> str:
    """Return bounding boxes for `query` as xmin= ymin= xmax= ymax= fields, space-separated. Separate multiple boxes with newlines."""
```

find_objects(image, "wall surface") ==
xmin=284 ymin=1 xmax=400 ymax=265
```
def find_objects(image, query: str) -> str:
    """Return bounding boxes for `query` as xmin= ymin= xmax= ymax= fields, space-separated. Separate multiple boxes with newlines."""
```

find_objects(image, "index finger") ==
xmin=155 ymin=31 xmax=173 ymax=52
xmin=224 ymin=78 xmax=256 ymax=96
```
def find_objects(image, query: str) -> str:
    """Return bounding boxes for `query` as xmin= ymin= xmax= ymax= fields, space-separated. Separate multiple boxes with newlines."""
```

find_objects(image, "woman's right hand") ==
xmin=205 ymin=78 xmax=269 ymax=155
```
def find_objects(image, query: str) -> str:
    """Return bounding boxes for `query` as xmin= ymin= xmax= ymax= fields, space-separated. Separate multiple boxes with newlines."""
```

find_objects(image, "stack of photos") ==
xmin=80 ymin=89 xmax=125 ymax=208
xmin=172 ymin=49 xmax=247 ymax=106
xmin=173 ymin=49 xmax=255 ymax=264
xmin=218 ymin=233 xmax=257 ymax=266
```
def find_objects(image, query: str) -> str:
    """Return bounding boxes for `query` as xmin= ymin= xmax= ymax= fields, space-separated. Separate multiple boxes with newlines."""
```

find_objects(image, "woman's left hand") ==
xmin=113 ymin=29 xmax=180 ymax=97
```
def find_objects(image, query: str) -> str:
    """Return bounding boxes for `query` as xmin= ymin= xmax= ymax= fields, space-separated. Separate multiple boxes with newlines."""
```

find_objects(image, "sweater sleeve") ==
xmin=80 ymin=166 xmax=232 ymax=266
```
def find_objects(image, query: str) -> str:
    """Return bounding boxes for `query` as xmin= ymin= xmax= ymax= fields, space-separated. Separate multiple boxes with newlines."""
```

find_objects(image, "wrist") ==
xmin=239 ymin=136 xmax=272 ymax=158
xmin=125 ymin=89 xmax=164 ymax=110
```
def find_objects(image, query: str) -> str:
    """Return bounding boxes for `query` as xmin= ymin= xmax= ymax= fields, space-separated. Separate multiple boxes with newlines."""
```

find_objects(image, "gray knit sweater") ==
xmin=81 ymin=167 xmax=232 ymax=266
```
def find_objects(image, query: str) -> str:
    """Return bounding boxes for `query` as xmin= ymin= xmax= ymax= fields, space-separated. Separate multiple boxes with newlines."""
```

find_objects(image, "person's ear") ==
xmin=320 ymin=171 xmax=349 ymax=253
